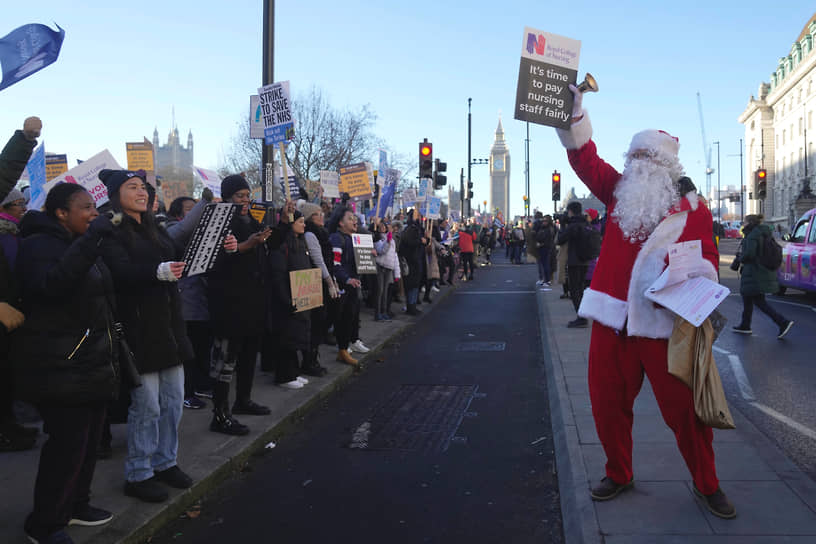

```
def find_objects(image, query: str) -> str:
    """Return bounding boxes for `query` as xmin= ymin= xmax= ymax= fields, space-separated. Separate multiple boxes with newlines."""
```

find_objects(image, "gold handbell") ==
xmin=577 ymin=73 xmax=599 ymax=93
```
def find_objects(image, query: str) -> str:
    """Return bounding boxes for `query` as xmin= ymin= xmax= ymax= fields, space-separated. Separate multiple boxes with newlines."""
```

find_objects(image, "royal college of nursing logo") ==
xmin=526 ymin=33 xmax=545 ymax=56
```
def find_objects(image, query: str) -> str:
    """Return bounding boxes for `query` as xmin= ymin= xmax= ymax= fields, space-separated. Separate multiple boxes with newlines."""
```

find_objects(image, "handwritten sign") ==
xmin=290 ymin=268 xmax=323 ymax=312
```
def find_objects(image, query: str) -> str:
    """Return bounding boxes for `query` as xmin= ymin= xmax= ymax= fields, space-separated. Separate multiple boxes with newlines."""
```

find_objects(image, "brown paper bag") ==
xmin=668 ymin=317 xmax=735 ymax=430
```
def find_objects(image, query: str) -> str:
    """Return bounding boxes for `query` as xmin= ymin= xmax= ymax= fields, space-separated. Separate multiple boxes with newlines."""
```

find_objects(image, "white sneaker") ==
xmin=431 ymin=285 xmax=440 ymax=293
xmin=296 ymin=376 xmax=309 ymax=384
xmin=543 ymin=281 xmax=551 ymax=287
xmin=536 ymin=280 xmax=544 ymax=286
xmin=351 ymin=340 xmax=370 ymax=353
xmin=278 ymin=380 xmax=304 ymax=389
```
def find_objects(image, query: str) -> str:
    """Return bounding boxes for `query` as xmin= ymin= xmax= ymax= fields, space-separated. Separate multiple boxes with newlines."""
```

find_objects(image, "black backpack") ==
xmin=576 ymin=225 xmax=602 ymax=262
xmin=758 ymin=231 xmax=783 ymax=270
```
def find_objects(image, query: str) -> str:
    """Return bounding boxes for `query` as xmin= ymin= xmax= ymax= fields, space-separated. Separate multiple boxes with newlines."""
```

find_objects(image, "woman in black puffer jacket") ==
xmin=12 ymin=183 xmax=118 ymax=543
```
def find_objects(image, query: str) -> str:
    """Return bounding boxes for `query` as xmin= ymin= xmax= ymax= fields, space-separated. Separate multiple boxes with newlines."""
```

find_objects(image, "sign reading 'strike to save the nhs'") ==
xmin=514 ymin=27 xmax=581 ymax=130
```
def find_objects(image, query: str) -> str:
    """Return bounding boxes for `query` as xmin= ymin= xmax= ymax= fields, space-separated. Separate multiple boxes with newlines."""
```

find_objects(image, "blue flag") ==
xmin=25 ymin=143 xmax=46 ymax=210
xmin=0 ymin=23 xmax=65 ymax=92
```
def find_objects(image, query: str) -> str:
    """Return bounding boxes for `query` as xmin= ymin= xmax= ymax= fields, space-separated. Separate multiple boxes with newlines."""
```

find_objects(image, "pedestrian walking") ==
xmin=557 ymin=201 xmax=591 ymax=327
xmin=534 ymin=214 xmax=556 ymax=287
xmin=555 ymin=83 xmax=735 ymax=518
xmin=732 ymin=214 xmax=794 ymax=338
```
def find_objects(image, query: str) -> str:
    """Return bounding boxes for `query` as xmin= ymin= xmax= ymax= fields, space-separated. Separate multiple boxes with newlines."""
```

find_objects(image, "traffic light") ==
xmin=552 ymin=171 xmax=561 ymax=201
xmin=467 ymin=180 xmax=474 ymax=200
xmin=756 ymin=168 xmax=767 ymax=199
xmin=419 ymin=140 xmax=433 ymax=180
xmin=433 ymin=158 xmax=447 ymax=189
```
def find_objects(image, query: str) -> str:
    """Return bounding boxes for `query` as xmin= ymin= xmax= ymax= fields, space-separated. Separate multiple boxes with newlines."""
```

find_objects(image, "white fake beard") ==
xmin=612 ymin=157 xmax=682 ymax=242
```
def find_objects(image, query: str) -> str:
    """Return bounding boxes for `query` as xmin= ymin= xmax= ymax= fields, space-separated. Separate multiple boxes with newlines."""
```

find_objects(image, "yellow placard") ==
xmin=249 ymin=202 xmax=267 ymax=224
xmin=126 ymin=139 xmax=154 ymax=171
xmin=289 ymin=268 xmax=323 ymax=312
xmin=338 ymin=163 xmax=372 ymax=199
xmin=44 ymin=154 xmax=68 ymax=182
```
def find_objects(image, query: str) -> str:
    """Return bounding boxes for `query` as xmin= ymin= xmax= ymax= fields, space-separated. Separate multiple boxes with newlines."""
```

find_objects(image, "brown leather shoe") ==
xmin=336 ymin=349 xmax=358 ymax=366
xmin=590 ymin=477 xmax=634 ymax=501
xmin=693 ymin=485 xmax=736 ymax=519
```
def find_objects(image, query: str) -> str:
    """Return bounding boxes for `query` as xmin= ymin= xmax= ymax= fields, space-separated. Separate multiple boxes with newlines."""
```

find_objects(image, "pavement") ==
xmin=0 ymin=284 xmax=456 ymax=544
xmin=537 ymin=269 xmax=816 ymax=542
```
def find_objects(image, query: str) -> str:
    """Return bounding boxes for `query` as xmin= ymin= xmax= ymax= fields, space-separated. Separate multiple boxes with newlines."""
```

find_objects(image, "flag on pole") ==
xmin=0 ymin=23 xmax=65 ymax=91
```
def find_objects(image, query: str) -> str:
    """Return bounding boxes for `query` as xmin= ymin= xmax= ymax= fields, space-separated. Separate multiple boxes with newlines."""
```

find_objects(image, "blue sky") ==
xmin=2 ymin=1 xmax=814 ymax=216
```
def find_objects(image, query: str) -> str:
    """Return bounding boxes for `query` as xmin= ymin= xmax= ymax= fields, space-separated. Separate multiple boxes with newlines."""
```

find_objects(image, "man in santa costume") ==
xmin=555 ymin=85 xmax=736 ymax=519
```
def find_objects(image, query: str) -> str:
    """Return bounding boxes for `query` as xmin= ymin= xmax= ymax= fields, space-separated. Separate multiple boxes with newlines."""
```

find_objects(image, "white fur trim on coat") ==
xmin=685 ymin=191 xmax=699 ymax=210
xmin=578 ymin=288 xmax=628 ymax=331
xmin=626 ymin=211 xmax=688 ymax=339
xmin=556 ymin=110 xmax=592 ymax=150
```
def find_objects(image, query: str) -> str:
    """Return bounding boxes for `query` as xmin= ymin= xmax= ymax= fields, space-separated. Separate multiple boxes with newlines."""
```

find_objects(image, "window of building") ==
xmin=810 ymin=110 xmax=813 ymax=129
xmin=783 ymin=129 xmax=786 ymax=145
xmin=800 ymin=117 xmax=804 ymax=136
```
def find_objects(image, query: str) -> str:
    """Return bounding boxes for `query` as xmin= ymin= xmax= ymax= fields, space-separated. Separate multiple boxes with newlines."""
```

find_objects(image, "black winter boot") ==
xmin=210 ymin=383 xmax=249 ymax=436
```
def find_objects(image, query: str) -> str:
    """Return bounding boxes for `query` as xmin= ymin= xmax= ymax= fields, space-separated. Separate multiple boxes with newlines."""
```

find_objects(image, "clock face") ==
xmin=494 ymin=158 xmax=504 ymax=171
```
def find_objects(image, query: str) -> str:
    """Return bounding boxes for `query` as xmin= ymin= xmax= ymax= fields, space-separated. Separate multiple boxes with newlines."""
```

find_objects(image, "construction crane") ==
xmin=696 ymin=92 xmax=714 ymax=199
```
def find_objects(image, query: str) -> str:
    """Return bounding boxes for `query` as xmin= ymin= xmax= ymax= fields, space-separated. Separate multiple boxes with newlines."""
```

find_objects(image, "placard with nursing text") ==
xmin=514 ymin=27 xmax=581 ymax=129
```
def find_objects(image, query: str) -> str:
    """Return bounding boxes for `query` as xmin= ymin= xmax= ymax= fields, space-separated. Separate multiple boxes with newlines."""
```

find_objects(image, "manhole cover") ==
xmin=349 ymin=384 xmax=478 ymax=453
xmin=456 ymin=342 xmax=506 ymax=352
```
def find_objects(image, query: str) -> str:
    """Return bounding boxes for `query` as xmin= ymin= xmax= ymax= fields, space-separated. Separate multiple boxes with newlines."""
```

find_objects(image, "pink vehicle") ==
xmin=777 ymin=207 xmax=816 ymax=294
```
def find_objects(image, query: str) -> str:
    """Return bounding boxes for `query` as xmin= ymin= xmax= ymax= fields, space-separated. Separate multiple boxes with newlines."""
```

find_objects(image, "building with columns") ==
xmin=489 ymin=117 xmax=510 ymax=221
xmin=739 ymin=12 xmax=816 ymax=229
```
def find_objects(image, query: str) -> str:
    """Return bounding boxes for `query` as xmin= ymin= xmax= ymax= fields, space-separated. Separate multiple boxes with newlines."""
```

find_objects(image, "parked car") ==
xmin=723 ymin=221 xmax=742 ymax=239
xmin=777 ymin=207 xmax=816 ymax=295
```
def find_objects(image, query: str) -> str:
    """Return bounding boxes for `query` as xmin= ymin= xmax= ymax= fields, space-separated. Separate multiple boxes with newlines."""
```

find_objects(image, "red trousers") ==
xmin=588 ymin=323 xmax=719 ymax=495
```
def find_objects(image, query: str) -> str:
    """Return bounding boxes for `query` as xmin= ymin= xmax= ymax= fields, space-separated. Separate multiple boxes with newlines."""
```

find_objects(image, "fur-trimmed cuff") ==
xmin=556 ymin=109 xmax=593 ymax=150
xmin=578 ymin=288 xmax=627 ymax=331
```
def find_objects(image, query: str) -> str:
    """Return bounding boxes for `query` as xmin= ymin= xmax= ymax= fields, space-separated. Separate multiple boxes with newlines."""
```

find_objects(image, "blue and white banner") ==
xmin=376 ymin=168 xmax=399 ymax=218
xmin=257 ymin=81 xmax=294 ymax=145
xmin=25 ymin=143 xmax=46 ymax=210
xmin=0 ymin=23 xmax=65 ymax=92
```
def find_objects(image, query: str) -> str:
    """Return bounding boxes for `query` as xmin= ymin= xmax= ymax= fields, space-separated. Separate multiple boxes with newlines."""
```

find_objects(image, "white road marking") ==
xmin=750 ymin=402 xmax=816 ymax=441
xmin=767 ymin=297 xmax=816 ymax=310
xmin=725 ymin=353 xmax=816 ymax=441
xmin=728 ymin=354 xmax=756 ymax=402
xmin=712 ymin=346 xmax=730 ymax=355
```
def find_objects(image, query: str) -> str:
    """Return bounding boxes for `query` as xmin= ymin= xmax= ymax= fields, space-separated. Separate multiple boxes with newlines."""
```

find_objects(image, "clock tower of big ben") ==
xmin=489 ymin=116 xmax=510 ymax=222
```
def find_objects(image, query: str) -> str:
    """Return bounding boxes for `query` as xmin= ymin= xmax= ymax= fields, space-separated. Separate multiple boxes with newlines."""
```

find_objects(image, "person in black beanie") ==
xmin=207 ymin=175 xmax=272 ymax=435
xmin=94 ymin=169 xmax=194 ymax=504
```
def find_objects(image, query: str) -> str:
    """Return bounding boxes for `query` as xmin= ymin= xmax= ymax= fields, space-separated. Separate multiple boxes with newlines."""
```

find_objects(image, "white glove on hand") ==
xmin=326 ymin=277 xmax=340 ymax=299
xmin=157 ymin=261 xmax=182 ymax=282
xmin=568 ymin=84 xmax=583 ymax=119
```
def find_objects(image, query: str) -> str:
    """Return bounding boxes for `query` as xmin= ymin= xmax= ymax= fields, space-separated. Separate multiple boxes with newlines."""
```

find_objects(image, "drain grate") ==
xmin=456 ymin=342 xmax=506 ymax=352
xmin=350 ymin=384 xmax=477 ymax=453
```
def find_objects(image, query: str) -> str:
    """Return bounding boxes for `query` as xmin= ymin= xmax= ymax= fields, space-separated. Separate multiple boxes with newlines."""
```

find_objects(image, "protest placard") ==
xmin=339 ymin=163 xmax=373 ymax=201
xmin=257 ymin=81 xmax=294 ymax=145
xmin=320 ymin=170 xmax=340 ymax=199
xmin=425 ymin=196 xmax=442 ymax=219
xmin=126 ymin=139 xmax=155 ymax=172
xmin=249 ymin=95 xmax=265 ymax=139
xmin=182 ymin=203 xmax=237 ymax=277
xmin=45 ymin=154 xmax=68 ymax=181
xmin=43 ymin=149 xmax=122 ymax=206
xmin=274 ymin=163 xmax=301 ymax=200
xmin=416 ymin=178 xmax=432 ymax=202
xmin=193 ymin=166 xmax=222 ymax=195
xmin=290 ymin=268 xmax=323 ymax=312
xmin=402 ymin=188 xmax=417 ymax=207
xmin=375 ymin=168 xmax=400 ymax=218
xmin=249 ymin=202 xmax=268 ymax=224
xmin=25 ymin=144 xmax=46 ymax=210
xmin=514 ymin=27 xmax=581 ymax=129
xmin=351 ymin=233 xmax=377 ymax=274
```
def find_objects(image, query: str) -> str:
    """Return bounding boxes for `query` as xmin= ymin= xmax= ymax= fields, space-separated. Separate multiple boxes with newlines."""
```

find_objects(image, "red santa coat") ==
xmin=557 ymin=114 xmax=719 ymax=339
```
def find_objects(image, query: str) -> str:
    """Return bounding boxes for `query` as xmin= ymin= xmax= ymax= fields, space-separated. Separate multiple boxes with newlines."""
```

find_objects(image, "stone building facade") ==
xmin=739 ymin=13 xmax=816 ymax=229
xmin=153 ymin=125 xmax=194 ymax=203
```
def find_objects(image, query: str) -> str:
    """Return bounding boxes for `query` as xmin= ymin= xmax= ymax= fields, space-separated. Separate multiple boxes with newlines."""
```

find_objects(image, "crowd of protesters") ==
xmin=0 ymin=119 xmax=497 ymax=544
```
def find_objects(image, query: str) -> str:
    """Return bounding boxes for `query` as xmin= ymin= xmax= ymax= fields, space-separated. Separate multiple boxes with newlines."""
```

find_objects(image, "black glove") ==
xmin=87 ymin=213 xmax=115 ymax=238
xmin=290 ymin=304 xmax=298 ymax=314
xmin=202 ymin=187 xmax=214 ymax=202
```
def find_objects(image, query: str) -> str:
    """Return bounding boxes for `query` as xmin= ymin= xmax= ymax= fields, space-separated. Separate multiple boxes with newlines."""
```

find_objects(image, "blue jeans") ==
xmin=537 ymin=247 xmax=552 ymax=282
xmin=407 ymin=287 xmax=419 ymax=304
xmin=125 ymin=365 xmax=184 ymax=483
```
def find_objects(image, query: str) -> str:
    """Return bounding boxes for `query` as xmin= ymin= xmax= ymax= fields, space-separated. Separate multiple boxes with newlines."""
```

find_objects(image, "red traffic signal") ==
xmin=419 ymin=140 xmax=433 ymax=179
xmin=552 ymin=172 xmax=561 ymax=183
xmin=420 ymin=144 xmax=432 ymax=157
xmin=757 ymin=169 xmax=766 ymax=180
xmin=552 ymin=170 xmax=561 ymax=201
